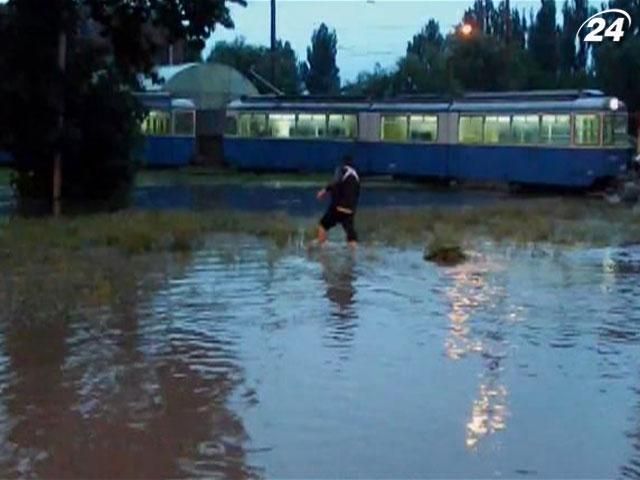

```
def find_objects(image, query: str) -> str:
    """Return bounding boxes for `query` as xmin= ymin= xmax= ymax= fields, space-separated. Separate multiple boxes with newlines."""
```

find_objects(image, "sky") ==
xmin=203 ymin=0 xmax=549 ymax=81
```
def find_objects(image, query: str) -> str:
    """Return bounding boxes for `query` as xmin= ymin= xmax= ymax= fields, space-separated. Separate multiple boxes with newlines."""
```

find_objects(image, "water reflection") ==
xmin=318 ymin=251 xmax=359 ymax=354
xmin=0 ymin=252 xmax=256 ymax=479
xmin=3 ymin=239 xmax=640 ymax=477
xmin=443 ymin=261 xmax=510 ymax=450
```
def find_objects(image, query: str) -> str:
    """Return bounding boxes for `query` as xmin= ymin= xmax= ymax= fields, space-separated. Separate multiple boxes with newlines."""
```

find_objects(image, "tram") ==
xmin=223 ymin=90 xmax=633 ymax=188
xmin=137 ymin=92 xmax=196 ymax=167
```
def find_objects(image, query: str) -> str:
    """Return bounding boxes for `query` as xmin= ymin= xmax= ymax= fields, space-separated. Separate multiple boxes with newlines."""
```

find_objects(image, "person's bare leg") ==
xmin=316 ymin=225 xmax=328 ymax=245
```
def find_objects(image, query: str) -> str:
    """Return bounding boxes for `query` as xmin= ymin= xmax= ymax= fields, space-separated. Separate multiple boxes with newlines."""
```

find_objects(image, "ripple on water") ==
xmin=0 ymin=240 xmax=640 ymax=478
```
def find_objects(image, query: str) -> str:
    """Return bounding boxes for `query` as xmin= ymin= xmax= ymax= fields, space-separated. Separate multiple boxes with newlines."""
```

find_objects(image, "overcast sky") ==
xmin=204 ymin=0 xmax=553 ymax=81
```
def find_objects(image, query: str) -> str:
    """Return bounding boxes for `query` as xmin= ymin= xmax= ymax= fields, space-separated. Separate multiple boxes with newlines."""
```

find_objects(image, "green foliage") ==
xmin=448 ymin=32 xmax=510 ymax=91
xmin=527 ymin=0 xmax=559 ymax=87
xmin=558 ymin=0 xmax=590 ymax=80
xmin=396 ymin=20 xmax=448 ymax=94
xmin=342 ymin=64 xmax=395 ymax=97
xmin=594 ymin=35 xmax=640 ymax=118
xmin=207 ymin=37 xmax=302 ymax=94
xmin=593 ymin=0 xmax=640 ymax=128
xmin=407 ymin=19 xmax=444 ymax=57
xmin=345 ymin=0 xmax=638 ymax=118
xmin=302 ymin=23 xmax=340 ymax=94
xmin=0 ymin=0 xmax=241 ymax=209
xmin=2 ymin=199 xmax=640 ymax=262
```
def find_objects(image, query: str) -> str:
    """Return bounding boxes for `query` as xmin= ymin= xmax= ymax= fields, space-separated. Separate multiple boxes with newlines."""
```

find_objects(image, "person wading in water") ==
xmin=314 ymin=155 xmax=361 ymax=248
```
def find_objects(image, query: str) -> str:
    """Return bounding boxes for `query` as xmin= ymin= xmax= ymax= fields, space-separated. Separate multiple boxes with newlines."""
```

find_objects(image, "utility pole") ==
xmin=270 ymin=0 xmax=276 ymax=85
xmin=53 ymin=30 xmax=66 ymax=217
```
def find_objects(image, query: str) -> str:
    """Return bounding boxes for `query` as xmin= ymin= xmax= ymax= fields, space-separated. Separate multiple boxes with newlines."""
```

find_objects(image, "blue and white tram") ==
xmin=137 ymin=92 xmax=197 ymax=168
xmin=223 ymin=90 xmax=633 ymax=188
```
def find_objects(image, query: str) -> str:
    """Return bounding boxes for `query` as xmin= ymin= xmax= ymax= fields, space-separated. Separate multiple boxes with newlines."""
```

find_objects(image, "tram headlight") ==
xmin=609 ymin=97 xmax=620 ymax=111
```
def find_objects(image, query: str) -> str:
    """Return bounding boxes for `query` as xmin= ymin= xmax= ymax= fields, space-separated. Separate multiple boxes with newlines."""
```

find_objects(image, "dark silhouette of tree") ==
xmin=0 ymin=0 xmax=242 ymax=207
xmin=527 ymin=0 xmax=560 ymax=88
xmin=593 ymin=0 xmax=640 ymax=136
xmin=407 ymin=19 xmax=445 ymax=57
xmin=301 ymin=23 xmax=340 ymax=95
xmin=558 ymin=0 xmax=591 ymax=87
xmin=396 ymin=20 xmax=448 ymax=94
xmin=341 ymin=64 xmax=394 ymax=97
xmin=448 ymin=32 xmax=511 ymax=91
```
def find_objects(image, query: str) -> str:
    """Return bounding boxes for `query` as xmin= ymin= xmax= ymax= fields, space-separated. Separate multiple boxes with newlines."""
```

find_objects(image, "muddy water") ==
xmin=1 ymin=239 xmax=640 ymax=478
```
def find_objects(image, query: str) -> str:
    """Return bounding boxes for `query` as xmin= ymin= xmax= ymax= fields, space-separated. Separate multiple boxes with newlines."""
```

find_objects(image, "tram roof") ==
xmin=227 ymin=90 xmax=625 ymax=113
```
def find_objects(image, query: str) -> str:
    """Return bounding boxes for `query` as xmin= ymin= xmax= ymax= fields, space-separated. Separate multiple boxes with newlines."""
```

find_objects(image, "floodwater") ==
xmin=0 ymin=182 xmax=506 ymax=216
xmin=2 ymin=235 xmax=640 ymax=478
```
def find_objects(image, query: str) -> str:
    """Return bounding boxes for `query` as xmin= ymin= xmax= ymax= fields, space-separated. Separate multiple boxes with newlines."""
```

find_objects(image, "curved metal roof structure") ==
xmin=142 ymin=63 xmax=259 ymax=110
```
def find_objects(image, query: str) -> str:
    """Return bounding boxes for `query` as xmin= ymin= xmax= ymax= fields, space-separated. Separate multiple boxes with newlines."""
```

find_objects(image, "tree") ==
xmin=207 ymin=38 xmax=262 ymax=79
xmin=342 ymin=64 xmax=394 ymax=98
xmin=558 ymin=0 xmax=591 ymax=87
xmin=511 ymin=9 xmax=528 ymax=50
xmin=396 ymin=20 xmax=448 ymax=94
xmin=463 ymin=0 xmax=490 ymax=35
xmin=593 ymin=0 xmax=640 ymax=137
xmin=407 ymin=19 xmax=444 ymax=58
xmin=207 ymin=37 xmax=302 ymax=94
xmin=185 ymin=41 xmax=205 ymax=63
xmin=448 ymin=32 xmax=512 ymax=91
xmin=302 ymin=23 xmax=340 ymax=94
xmin=0 ymin=0 xmax=242 ymax=207
xmin=527 ymin=0 xmax=560 ymax=87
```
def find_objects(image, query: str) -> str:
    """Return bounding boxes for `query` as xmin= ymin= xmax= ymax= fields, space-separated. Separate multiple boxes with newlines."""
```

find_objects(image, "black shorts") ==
xmin=320 ymin=208 xmax=358 ymax=242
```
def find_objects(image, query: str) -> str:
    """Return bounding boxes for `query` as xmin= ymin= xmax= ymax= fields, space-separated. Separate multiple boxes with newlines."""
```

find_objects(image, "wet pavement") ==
xmin=1 ymin=238 xmax=640 ymax=478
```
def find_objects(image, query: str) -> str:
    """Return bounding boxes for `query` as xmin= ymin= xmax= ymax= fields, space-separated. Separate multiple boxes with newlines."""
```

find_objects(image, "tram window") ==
xmin=295 ymin=114 xmax=327 ymax=138
xmin=381 ymin=115 xmax=408 ymax=142
xmin=269 ymin=113 xmax=295 ymax=138
xmin=142 ymin=110 xmax=170 ymax=136
xmin=483 ymin=116 xmax=511 ymax=144
xmin=249 ymin=114 xmax=268 ymax=137
xmin=574 ymin=114 xmax=600 ymax=146
xmin=328 ymin=114 xmax=357 ymax=138
xmin=512 ymin=115 xmax=540 ymax=144
xmin=173 ymin=111 xmax=195 ymax=136
xmin=540 ymin=115 xmax=570 ymax=145
xmin=409 ymin=115 xmax=438 ymax=142
xmin=603 ymin=114 xmax=629 ymax=147
xmin=237 ymin=114 xmax=251 ymax=136
xmin=458 ymin=116 xmax=484 ymax=144
xmin=225 ymin=115 xmax=238 ymax=136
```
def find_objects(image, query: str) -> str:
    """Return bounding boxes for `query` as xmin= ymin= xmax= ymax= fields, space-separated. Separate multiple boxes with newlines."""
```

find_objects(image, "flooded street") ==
xmin=1 ymin=234 xmax=640 ymax=478
xmin=0 ymin=182 xmax=505 ymax=217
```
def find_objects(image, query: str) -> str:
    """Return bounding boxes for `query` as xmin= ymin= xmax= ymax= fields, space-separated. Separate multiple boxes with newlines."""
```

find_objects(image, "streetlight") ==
xmin=446 ymin=23 xmax=473 ymax=95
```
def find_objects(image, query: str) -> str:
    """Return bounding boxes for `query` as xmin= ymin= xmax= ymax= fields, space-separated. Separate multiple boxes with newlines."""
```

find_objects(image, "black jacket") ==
xmin=326 ymin=165 xmax=360 ymax=212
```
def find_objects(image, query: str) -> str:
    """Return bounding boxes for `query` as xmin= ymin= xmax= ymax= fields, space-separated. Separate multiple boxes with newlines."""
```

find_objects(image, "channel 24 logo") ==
xmin=577 ymin=8 xmax=632 ymax=43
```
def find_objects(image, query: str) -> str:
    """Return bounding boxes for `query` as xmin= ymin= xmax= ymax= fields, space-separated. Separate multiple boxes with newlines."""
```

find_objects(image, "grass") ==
xmin=355 ymin=198 xmax=640 ymax=247
xmin=4 ymin=197 xmax=640 ymax=322
xmin=0 ymin=210 xmax=301 ymax=260
xmin=2 ymin=196 xmax=640 ymax=266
